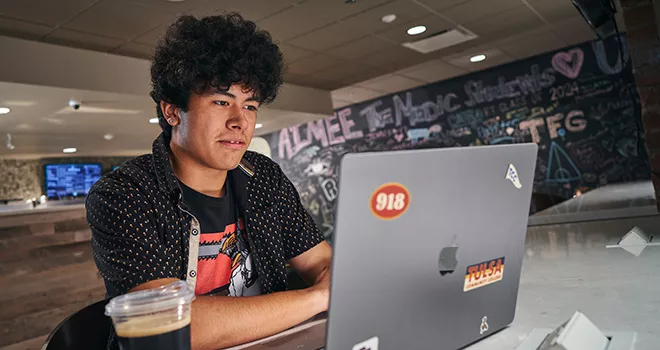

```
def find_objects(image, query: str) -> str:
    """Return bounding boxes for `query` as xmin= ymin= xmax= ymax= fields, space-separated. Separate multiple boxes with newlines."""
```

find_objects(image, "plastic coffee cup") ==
xmin=105 ymin=280 xmax=195 ymax=350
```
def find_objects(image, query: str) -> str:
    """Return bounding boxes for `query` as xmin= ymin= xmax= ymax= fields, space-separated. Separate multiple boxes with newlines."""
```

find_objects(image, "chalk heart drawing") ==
xmin=552 ymin=48 xmax=584 ymax=79
xmin=394 ymin=132 xmax=405 ymax=142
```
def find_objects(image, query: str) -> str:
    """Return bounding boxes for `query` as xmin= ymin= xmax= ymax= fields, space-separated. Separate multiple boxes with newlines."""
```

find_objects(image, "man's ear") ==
xmin=160 ymin=101 xmax=180 ymax=126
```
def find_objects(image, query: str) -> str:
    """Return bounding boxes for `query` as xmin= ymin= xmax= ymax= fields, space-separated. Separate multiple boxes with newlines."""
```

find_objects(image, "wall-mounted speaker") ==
xmin=572 ymin=0 xmax=618 ymax=38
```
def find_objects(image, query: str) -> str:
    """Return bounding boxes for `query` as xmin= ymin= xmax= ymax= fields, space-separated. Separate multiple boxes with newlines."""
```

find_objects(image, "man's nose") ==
xmin=227 ymin=105 xmax=247 ymax=130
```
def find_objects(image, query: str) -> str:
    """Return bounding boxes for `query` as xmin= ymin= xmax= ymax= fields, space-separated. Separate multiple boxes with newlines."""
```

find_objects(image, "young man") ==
xmin=86 ymin=13 xmax=331 ymax=350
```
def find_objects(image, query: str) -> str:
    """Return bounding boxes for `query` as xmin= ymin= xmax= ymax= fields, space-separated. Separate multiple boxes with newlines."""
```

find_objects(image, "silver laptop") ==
xmin=241 ymin=143 xmax=537 ymax=350
xmin=327 ymin=143 xmax=537 ymax=350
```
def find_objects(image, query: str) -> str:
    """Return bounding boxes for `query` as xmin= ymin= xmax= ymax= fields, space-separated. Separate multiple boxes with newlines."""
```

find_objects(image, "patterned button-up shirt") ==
xmin=87 ymin=133 xmax=324 ymax=298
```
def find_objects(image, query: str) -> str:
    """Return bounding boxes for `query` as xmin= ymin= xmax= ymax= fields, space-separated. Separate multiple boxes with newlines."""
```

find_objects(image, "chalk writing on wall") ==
xmin=264 ymin=35 xmax=650 ymax=239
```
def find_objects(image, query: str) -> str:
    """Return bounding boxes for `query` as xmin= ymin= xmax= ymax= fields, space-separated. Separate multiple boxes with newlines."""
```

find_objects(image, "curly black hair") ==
xmin=150 ymin=13 xmax=284 ymax=138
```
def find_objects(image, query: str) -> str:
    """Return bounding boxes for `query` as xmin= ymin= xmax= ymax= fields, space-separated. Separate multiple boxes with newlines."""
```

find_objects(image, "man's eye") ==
xmin=214 ymin=101 xmax=229 ymax=106
xmin=244 ymin=105 xmax=258 ymax=112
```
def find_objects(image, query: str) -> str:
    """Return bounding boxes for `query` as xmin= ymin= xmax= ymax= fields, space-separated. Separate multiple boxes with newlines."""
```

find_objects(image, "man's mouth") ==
xmin=218 ymin=140 xmax=245 ymax=149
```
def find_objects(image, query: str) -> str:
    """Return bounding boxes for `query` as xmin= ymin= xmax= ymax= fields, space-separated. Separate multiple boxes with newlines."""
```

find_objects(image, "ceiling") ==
xmin=0 ymin=0 xmax=626 ymax=158
xmin=0 ymin=0 xmax=624 ymax=94
xmin=0 ymin=81 xmax=327 ymax=158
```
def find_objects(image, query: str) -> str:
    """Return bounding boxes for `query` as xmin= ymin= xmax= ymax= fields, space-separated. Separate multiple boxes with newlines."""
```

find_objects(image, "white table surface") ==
xmin=467 ymin=214 xmax=660 ymax=350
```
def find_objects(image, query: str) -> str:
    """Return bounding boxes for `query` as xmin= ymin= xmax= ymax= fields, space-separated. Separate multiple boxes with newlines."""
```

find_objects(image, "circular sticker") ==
xmin=370 ymin=183 xmax=411 ymax=220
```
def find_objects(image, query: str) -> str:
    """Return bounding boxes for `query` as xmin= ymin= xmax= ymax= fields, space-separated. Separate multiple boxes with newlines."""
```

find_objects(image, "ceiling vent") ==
xmin=402 ymin=27 xmax=478 ymax=54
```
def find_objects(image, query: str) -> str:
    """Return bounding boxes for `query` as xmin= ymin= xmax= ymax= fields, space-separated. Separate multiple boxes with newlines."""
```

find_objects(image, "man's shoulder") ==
xmin=88 ymin=154 xmax=159 ymax=199
xmin=242 ymin=151 xmax=282 ymax=177
xmin=85 ymin=154 xmax=164 ymax=226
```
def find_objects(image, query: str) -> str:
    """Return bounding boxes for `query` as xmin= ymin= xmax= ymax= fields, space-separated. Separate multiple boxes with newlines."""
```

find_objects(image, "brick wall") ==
xmin=621 ymin=0 xmax=660 ymax=209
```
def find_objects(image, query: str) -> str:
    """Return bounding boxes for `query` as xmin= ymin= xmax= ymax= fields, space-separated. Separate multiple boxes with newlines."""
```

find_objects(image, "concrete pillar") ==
xmin=620 ymin=0 xmax=660 ymax=209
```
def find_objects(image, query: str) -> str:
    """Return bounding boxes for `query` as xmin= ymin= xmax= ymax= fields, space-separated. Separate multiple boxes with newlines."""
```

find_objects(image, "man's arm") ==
xmin=132 ymin=242 xmax=333 ymax=350
xmin=274 ymin=160 xmax=333 ymax=299
xmin=87 ymin=183 xmax=180 ymax=297
xmin=289 ymin=241 xmax=332 ymax=284
xmin=288 ymin=241 xmax=333 ymax=309
xmin=89 ymin=181 xmax=329 ymax=350
xmin=131 ymin=279 xmax=327 ymax=350
xmin=174 ymin=161 xmax=333 ymax=349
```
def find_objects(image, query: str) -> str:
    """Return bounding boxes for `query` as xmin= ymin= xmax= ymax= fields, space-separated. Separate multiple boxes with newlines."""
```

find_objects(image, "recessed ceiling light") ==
xmin=381 ymin=14 xmax=397 ymax=24
xmin=149 ymin=118 xmax=159 ymax=124
xmin=0 ymin=107 xmax=11 ymax=115
xmin=104 ymin=134 xmax=114 ymax=140
xmin=407 ymin=25 xmax=427 ymax=36
xmin=63 ymin=148 xmax=77 ymax=153
xmin=470 ymin=54 xmax=487 ymax=63
xmin=255 ymin=123 xmax=263 ymax=129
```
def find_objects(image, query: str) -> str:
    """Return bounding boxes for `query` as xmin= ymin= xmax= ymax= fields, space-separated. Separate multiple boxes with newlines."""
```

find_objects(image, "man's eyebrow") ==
xmin=212 ymin=91 xmax=235 ymax=99
xmin=209 ymin=90 xmax=260 ymax=103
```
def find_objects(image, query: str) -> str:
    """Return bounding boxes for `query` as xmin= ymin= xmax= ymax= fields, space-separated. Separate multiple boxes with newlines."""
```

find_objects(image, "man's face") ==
xmin=171 ymin=84 xmax=259 ymax=171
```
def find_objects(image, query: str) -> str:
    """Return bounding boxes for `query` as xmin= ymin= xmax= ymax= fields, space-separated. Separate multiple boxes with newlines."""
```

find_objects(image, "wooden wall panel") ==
xmin=0 ymin=207 xmax=106 ymax=349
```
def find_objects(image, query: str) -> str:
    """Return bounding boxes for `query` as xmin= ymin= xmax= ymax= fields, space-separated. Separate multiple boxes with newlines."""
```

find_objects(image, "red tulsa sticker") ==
xmin=370 ymin=183 xmax=411 ymax=220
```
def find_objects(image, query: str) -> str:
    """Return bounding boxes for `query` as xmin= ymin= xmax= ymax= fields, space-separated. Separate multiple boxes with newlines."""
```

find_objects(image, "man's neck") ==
xmin=169 ymin=143 xmax=227 ymax=198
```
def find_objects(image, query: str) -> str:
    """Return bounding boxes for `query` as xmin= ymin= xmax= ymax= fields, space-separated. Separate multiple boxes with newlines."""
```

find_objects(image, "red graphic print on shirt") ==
xmin=195 ymin=219 xmax=259 ymax=296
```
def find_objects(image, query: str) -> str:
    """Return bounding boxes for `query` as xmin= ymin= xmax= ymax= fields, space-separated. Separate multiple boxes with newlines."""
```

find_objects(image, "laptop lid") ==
xmin=326 ymin=143 xmax=537 ymax=350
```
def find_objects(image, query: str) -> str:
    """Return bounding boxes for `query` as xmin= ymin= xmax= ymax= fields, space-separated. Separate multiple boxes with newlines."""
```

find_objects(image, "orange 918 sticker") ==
xmin=370 ymin=183 xmax=411 ymax=220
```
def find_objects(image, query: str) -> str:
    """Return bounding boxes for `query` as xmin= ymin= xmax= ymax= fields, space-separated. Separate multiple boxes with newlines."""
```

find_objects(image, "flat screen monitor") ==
xmin=45 ymin=163 xmax=102 ymax=199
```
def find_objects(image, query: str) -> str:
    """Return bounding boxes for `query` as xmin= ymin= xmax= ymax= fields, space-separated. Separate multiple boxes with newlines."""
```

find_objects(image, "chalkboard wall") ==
xmin=264 ymin=35 xmax=651 ymax=239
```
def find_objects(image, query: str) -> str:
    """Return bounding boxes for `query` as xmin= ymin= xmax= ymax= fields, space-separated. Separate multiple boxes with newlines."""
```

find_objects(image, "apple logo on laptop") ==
xmin=438 ymin=246 xmax=458 ymax=276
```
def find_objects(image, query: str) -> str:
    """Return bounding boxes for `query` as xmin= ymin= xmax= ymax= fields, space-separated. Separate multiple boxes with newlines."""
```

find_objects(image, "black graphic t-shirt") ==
xmin=179 ymin=180 xmax=261 ymax=297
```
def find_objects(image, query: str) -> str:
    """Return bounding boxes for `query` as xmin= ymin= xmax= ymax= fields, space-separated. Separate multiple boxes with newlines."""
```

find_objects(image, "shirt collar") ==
xmin=151 ymin=132 xmax=255 ymax=198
